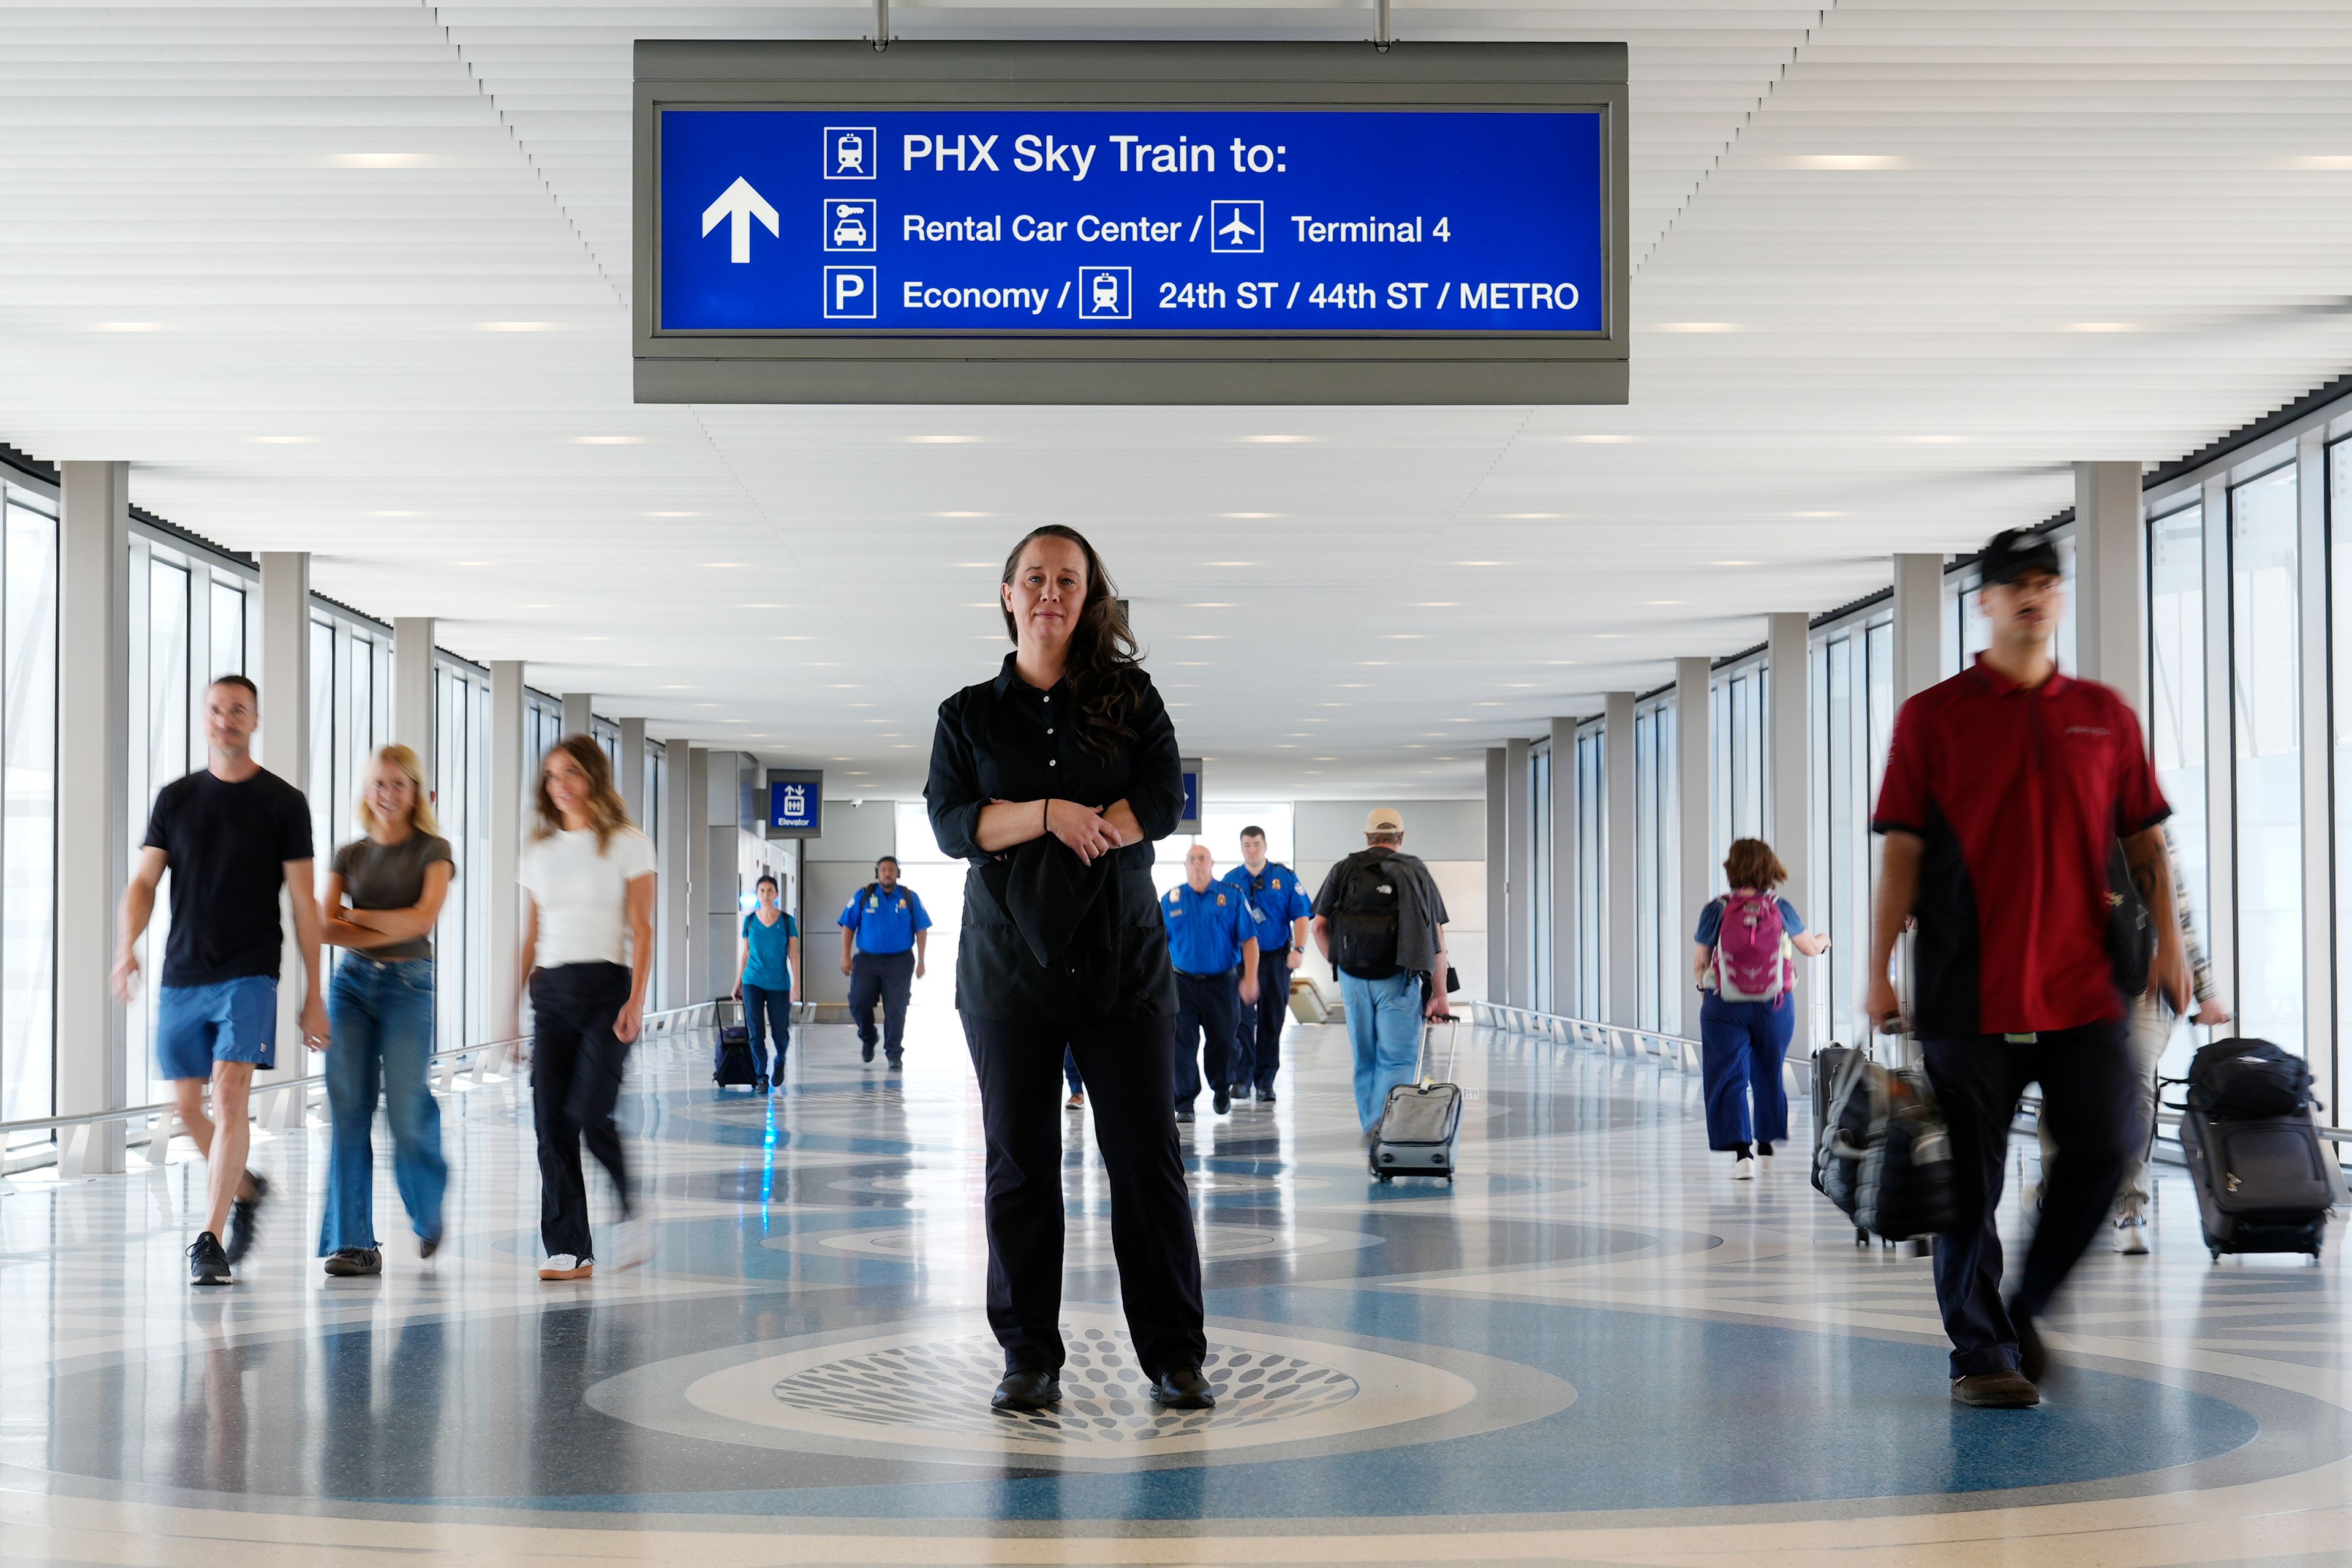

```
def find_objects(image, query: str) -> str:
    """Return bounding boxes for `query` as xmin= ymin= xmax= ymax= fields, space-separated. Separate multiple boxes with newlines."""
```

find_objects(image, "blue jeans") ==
xmin=1698 ymin=995 xmax=1795 ymax=1150
xmin=1340 ymin=970 xmax=1426 ymax=1131
xmin=320 ymin=956 xmax=446 ymax=1254
xmin=743 ymin=982 xmax=790 ymax=1079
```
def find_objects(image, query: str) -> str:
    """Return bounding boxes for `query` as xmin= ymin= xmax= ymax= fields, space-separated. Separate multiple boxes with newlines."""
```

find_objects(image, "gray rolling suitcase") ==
xmin=1370 ymin=1015 xmax=1461 ymax=1183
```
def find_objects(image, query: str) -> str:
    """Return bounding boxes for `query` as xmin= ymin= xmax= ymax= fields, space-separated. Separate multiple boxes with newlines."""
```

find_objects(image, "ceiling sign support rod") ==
xmin=872 ymin=0 xmax=890 ymax=52
xmin=1374 ymin=0 xmax=1393 ymax=51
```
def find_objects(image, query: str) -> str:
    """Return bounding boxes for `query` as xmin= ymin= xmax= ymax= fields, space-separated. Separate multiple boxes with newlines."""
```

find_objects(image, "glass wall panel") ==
xmin=2150 ymin=502 xmax=2209 ymax=1082
xmin=2230 ymin=465 xmax=2304 ymax=1055
xmin=1575 ymin=728 xmax=1603 ymax=1012
xmin=2 ymin=499 xmax=57 ymax=1139
xmin=209 ymin=581 xmax=245 ymax=680
xmin=1634 ymin=710 xmax=1658 ymax=1029
xmin=1529 ymin=743 xmax=1551 ymax=1013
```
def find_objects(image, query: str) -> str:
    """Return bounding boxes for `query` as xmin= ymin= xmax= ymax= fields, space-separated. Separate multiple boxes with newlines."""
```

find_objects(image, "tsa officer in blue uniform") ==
xmin=837 ymin=855 xmax=931 ymax=1068
xmin=1163 ymin=843 xmax=1259 ymax=1121
xmin=1223 ymin=825 xmax=1313 ymax=1106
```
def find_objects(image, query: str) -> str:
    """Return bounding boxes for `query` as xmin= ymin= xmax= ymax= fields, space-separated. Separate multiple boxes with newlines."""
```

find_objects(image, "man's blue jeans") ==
xmin=1340 ymin=970 xmax=1426 ymax=1132
xmin=320 ymin=956 xmax=447 ymax=1254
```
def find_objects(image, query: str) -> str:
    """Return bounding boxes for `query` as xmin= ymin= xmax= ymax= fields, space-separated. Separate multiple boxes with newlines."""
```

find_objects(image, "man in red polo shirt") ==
xmin=1868 ymin=528 xmax=2188 ymax=1409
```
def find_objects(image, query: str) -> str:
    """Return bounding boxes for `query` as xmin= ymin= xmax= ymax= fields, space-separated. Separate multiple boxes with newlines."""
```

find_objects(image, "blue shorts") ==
xmin=156 ymin=977 xmax=279 ymax=1081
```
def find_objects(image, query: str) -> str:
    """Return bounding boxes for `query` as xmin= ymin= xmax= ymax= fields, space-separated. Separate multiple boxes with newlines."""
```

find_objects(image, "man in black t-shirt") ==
xmin=115 ymin=675 xmax=327 ymax=1286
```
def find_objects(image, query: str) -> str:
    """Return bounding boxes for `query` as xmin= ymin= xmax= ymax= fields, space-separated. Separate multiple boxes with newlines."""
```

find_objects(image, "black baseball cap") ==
xmin=1977 ymin=528 xmax=2062 ymax=587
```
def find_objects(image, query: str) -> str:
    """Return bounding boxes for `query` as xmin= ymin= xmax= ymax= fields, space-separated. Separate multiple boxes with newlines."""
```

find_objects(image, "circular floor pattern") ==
xmin=772 ymin=1218 xmax=1378 ymax=1265
xmin=768 ymin=1325 xmax=1360 ymax=1446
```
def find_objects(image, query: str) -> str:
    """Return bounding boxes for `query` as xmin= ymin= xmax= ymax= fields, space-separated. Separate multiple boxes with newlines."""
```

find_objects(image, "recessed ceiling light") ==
xmin=701 ymin=561 xmax=744 ymax=568
xmin=1789 ymin=510 xmax=1846 ymax=518
xmin=1651 ymin=322 xmax=1743 ymax=333
xmin=573 ymin=435 xmax=643 ymax=445
xmin=1182 ymin=635 xmax=1223 ymax=641
xmin=831 ymin=756 xmax=852 ymax=761
xmin=1774 ymin=154 xmax=1912 ymax=170
xmin=647 ymin=510 xmax=699 ymax=518
xmin=2278 ymin=156 xmax=2352 ymax=170
xmin=770 ymin=635 xmax=812 ymax=641
xmin=1336 ymin=683 xmax=1368 ymax=688
xmin=846 ymin=771 xmax=869 ymax=776
xmin=2063 ymin=322 xmax=2142 ymax=333
xmin=1452 ymin=561 xmax=1509 ymax=567
xmin=932 ymin=510 xmax=994 ymax=518
xmin=1356 ymin=661 xmax=1390 ymax=666
xmin=1475 ymin=701 xmax=1502 ymax=707
xmin=1240 ymin=434 xmax=1313 ymax=444
xmin=1902 ymin=434 xmax=1967 ymax=445
xmin=739 ymin=602 xmax=784 ymax=609
xmin=371 ymin=510 xmax=419 ymax=518
xmin=660 ymin=684 xmax=693 ymax=690
xmin=954 ymin=561 xmax=995 ymax=568
xmin=1188 ymin=602 xmax=1235 ymax=609
xmin=907 ymin=434 xmax=982 ymax=444
xmin=328 ymin=152 xmax=434 ymax=168
xmin=92 ymin=320 xmax=164 ymax=332
xmin=1547 ymin=660 xmax=1582 ymax=666
xmin=1591 ymin=633 xmax=1626 ymax=639
xmin=1219 ymin=511 xmax=1283 ymax=519
xmin=1500 ymin=511 xmax=1564 ymax=519
xmin=1384 ymin=633 xmax=1425 ymax=640
xmin=250 ymin=435 xmax=315 ymax=445
xmin=478 ymin=320 xmax=559 ymax=332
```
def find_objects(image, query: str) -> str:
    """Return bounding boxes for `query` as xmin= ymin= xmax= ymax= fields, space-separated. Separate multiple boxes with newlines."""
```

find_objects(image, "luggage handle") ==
xmin=1419 ymin=1014 xmax=1460 ymax=1087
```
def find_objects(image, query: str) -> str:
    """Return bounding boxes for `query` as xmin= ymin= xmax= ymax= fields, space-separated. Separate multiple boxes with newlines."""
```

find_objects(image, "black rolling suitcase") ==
xmin=1370 ymin=1016 xmax=1461 ymax=1182
xmin=713 ymin=996 xmax=765 ymax=1093
xmin=2173 ymin=1038 xmax=2335 ymax=1262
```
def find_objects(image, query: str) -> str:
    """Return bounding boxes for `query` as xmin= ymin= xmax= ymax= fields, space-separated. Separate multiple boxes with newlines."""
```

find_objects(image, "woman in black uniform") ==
xmin=925 ymin=524 xmax=1210 ymax=1414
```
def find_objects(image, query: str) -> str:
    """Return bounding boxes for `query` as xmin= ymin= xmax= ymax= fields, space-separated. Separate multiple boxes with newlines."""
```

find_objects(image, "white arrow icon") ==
xmin=701 ymin=176 xmax=779 ymax=264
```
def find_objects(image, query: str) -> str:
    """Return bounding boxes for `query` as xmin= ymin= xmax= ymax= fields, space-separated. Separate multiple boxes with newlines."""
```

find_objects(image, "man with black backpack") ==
xmin=1311 ymin=808 xmax=1454 ymax=1140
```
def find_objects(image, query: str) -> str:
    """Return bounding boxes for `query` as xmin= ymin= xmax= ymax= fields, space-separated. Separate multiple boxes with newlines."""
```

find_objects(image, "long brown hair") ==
xmin=356 ymin=743 xmax=440 ymax=837
xmin=1723 ymin=837 xmax=1789 ymax=891
xmin=532 ymin=734 xmax=633 ymax=849
xmin=999 ymin=524 xmax=1144 ymax=757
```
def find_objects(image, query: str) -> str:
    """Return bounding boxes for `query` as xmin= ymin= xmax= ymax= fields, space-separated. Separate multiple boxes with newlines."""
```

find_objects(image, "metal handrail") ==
xmin=0 ymin=999 xmax=720 ymax=1145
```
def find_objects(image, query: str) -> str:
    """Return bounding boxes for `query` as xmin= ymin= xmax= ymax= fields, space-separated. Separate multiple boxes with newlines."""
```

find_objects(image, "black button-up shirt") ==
xmin=925 ymin=653 xmax=1184 ymax=1022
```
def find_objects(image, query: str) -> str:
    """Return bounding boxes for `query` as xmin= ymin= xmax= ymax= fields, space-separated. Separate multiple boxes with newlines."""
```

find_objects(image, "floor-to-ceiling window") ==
xmin=1575 ymin=725 xmax=1604 ymax=1012
xmin=1630 ymin=698 xmax=1679 ymax=1035
xmin=1711 ymin=662 xmax=1766 ymax=876
xmin=2231 ymin=464 xmax=2304 ymax=1055
xmin=1806 ymin=611 xmax=1899 ymax=1052
xmin=2150 ymin=502 xmax=2210 ymax=1081
xmin=1 ymin=488 xmax=57 ymax=1147
xmin=434 ymin=659 xmax=494 ymax=1052
xmin=1529 ymin=741 xmax=1552 ymax=1013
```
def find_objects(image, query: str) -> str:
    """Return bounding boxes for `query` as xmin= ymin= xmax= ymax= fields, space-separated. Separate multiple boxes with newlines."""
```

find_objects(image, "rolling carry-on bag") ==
xmin=2173 ymin=1038 xmax=2335 ymax=1262
xmin=1814 ymin=1036 xmax=1955 ymax=1245
xmin=712 ymin=996 xmax=764 ymax=1093
xmin=1371 ymin=1014 xmax=1462 ymax=1182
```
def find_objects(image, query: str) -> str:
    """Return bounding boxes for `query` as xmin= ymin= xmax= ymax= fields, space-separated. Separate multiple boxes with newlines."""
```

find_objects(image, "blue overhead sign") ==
xmin=766 ymin=772 xmax=823 ymax=837
xmin=657 ymin=109 xmax=1606 ymax=336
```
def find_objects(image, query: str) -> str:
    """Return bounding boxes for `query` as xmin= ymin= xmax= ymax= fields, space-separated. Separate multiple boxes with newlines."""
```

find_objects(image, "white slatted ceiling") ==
xmin=1 ymin=1 xmax=2349 ymax=796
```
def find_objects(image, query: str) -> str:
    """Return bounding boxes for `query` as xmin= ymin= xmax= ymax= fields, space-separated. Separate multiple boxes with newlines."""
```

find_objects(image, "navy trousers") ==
xmin=1229 ymin=946 xmax=1292 ymax=1094
xmin=1698 ymin=995 xmax=1794 ymax=1150
xmin=848 ymin=949 xmax=915 ymax=1061
xmin=1921 ymin=1020 xmax=2138 ymax=1378
xmin=1172 ymin=970 xmax=1238 ymax=1105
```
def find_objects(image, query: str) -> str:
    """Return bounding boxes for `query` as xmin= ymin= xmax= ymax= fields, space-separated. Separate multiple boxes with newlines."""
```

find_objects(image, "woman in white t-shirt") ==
xmin=513 ymin=735 xmax=657 ymax=1281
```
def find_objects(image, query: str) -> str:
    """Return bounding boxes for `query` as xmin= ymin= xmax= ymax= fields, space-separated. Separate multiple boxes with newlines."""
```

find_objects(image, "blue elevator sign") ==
xmin=657 ymin=110 xmax=1606 ymax=335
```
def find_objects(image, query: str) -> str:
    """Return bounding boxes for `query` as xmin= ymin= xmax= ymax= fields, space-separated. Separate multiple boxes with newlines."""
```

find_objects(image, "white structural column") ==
xmin=2297 ymin=432 xmax=2335 ymax=1115
xmin=488 ymin=661 xmax=526 ymax=1041
xmin=617 ymin=717 xmax=647 ymax=823
xmin=1891 ymin=552 xmax=1944 ymax=705
xmin=686 ymin=747 xmax=712 ymax=1004
xmin=392 ymin=616 xmax=435 ymax=781
xmin=561 ymin=690 xmax=592 ymax=738
xmin=1604 ymin=692 xmax=1637 ymax=1025
xmin=1548 ymin=717 xmax=1577 ymax=1017
xmin=55 ymin=462 xmax=131 ymax=1175
xmin=1504 ymin=735 xmax=1531 ymax=1008
xmin=659 ymin=741 xmax=693 ymax=1010
xmin=255 ymin=554 xmax=311 ymax=1111
xmin=1675 ymin=657 xmax=1712 ymax=973
xmin=1766 ymin=612 xmax=1813 ymax=1052
xmin=1483 ymin=747 xmax=1506 ymax=1002
xmin=2073 ymin=461 xmax=2145 ymax=706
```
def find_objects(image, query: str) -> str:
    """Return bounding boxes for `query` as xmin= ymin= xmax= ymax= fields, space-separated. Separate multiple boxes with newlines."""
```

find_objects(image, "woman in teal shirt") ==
xmin=734 ymin=873 xmax=800 ymax=1087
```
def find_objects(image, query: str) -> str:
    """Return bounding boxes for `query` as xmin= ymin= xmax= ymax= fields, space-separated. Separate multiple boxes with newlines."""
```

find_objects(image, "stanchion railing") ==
xmin=0 ymin=1000 xmax=723 ymax=1177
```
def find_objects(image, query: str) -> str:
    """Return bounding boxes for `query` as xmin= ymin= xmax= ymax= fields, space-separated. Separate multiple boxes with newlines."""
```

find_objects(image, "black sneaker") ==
xmin=888 ymin=1056 xmax=903 ymax=1071
xmin=224 ymin=1169 xmax=270 ymax=1263
xmin=861 ymin=1042 xmax=876 ymax=1063
xmin=1213 ymin=1089 xmax=1232 ymax=1115
xmin=188 ymin=1231 xmax=232 ymax=1286
xmin=323 ymin=1247 xmax=382 ymax=1278
xmin=1175 ymin=1106 xmax=1196 ymax=1124
xmin=419 ymin=1231 xmax=442 ymax=1261
xmin=1256 ymin=1088 xmax=1277 ymax=1107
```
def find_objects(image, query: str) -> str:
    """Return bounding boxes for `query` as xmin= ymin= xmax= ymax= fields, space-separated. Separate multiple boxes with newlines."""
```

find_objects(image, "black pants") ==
xmin=961 ymin=1012 xmax=1206 ymax=1379
xmin=742 ymin=982 xmax=790 ymax=1080
xmin=849 ymin=949 xmax=915 ymax=1060
xmin=530 ymin=962 xmax=634 ymax=1261
xmin=1172 ymin=970 xmax=1238 ymax=1105
xmin=1231 ymin=946 xmax=1291 ymax=1093
xmin=1921 ymin=1019 xmax=2138 ymax=1378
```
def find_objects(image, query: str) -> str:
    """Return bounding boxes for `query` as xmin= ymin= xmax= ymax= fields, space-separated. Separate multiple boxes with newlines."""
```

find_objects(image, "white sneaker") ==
xmin=1732 ymin=1156 xmax=1756 ymax=1182
xmin=612 ymin=1214 xmax=654 ymax=1272
xmin=2114 ymin=1214 xmax=2150 ymax=1255
xmin=539 ymin=1253 xmax=593 ymax=1281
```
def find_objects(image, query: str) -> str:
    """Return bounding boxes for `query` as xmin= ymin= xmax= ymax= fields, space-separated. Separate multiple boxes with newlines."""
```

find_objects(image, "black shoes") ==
xmin=990 ymin=1370 xmax=1062 ymax=1412
xmin=888 ymin=1056 xmax=903 ymax=1072
xmin=1951 ymin=1370 xmax=2040 ymax=1408
xmin=861 ymin=1042 xmax=876 ymax=1063
xmin=1150 ymin=1367 xmax=1216 ymax=1409
xmin=2011 ymin=1307 xmax=2049 ymax=1385
xmin=224 ymin=1169 xmax=270 ymax=1263
xmin=1175 ymin=1106 xmax=1196 ymax=1124
xmin=419 ymin=1230 xmax=442 ymax=1261
xmin=324 ymin=1247 xmax=382 ymax=1277
xmin=188 ymin=1231 xmax=232 ymax=1287
xmin=1213 ymin=1089 xmax=1231 ymax=1115
xmin=1256 ymin=1088 xmax=1277 ymax=1107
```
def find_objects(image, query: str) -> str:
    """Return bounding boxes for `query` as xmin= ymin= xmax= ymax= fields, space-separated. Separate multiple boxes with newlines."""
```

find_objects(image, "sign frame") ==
xmin=1177 ymin=756 xmax=1204 ymax=837
xmin=632 ymin=40 xmax=1629 ymax=405
xmin=764 ymin=768 xmax=824 ymax=839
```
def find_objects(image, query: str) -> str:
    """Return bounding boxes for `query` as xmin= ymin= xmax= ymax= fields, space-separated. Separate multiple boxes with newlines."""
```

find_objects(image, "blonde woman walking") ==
xmin=318 ymin=744 xmax=454 ymax=1276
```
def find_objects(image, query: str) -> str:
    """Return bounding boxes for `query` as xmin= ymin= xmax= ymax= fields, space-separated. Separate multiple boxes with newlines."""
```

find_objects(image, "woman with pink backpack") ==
xmin=1691 ymin=839 xmax=1831 ymax=1180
